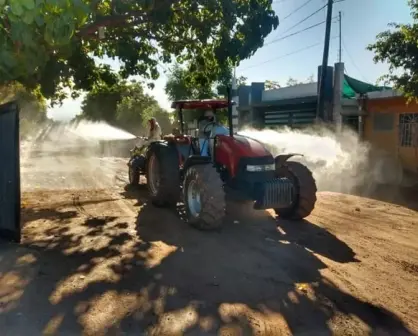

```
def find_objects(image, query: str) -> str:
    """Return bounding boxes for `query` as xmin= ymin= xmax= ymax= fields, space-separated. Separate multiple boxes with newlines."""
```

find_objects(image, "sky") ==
xmin=47 ymin=0 xmax=413 ymax=121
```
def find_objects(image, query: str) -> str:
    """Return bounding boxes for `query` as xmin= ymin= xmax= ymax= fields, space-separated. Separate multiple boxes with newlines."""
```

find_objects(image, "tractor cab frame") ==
xmin=171 ymin=88 xmax=235 ymax=138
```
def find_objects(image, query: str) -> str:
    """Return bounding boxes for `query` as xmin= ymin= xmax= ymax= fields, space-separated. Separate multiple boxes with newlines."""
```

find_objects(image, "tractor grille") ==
xmin=254 ymin=177 xmax=294 ymax=210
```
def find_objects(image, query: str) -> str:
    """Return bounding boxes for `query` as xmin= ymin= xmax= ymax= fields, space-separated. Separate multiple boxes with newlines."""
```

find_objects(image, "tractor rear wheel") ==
xmin=128 ymin=165 xmax=139 ymax=185
xmin=183 ymin=164 xmax=225 ymax=230
xmin=274 ymin=160 xmax=317 ymax=220
xmin=146 ymin=143 xmax=181 ymax=207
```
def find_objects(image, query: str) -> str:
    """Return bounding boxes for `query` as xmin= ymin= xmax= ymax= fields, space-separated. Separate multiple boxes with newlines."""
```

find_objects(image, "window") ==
xmin=399 ymin=113 xmax=418 ymax=147
xmin=373 ymin=113 xmax=394 ymax=131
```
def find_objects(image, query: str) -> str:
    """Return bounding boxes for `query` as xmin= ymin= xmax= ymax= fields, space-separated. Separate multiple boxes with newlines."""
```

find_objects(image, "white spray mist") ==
xmin=68 ymin=120 xmax=137 ymax=141
xmin=239 ymin=126 xmax=403 ymax=195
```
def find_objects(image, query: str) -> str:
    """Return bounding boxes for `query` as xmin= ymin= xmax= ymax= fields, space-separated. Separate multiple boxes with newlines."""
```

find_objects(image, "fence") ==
xmin=0 ymin=101 xmax=21 ymax=242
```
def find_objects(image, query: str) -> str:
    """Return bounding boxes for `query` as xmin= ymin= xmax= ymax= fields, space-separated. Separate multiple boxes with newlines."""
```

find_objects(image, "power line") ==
xmin=272 ymin=0 xmax=293 ymax=4
xmin=341 ymin=36 xmax=370 ymax=83
xmin=264 ymin=20 xmax=326 ymax=47
xmin=240 ymin=42 xmax=322 ymax=70
xmin=241 ymin=36 xmax=338 ymax=71
xmin=281 ymin=3 xmax=328 ymax=35
xmin=282 ymin=0 xmax=316 ymax=21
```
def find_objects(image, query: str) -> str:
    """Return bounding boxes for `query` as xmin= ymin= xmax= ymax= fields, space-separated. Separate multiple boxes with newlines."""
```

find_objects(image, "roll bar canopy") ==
xmin=171 ymin=99 xmax=235 ymax=110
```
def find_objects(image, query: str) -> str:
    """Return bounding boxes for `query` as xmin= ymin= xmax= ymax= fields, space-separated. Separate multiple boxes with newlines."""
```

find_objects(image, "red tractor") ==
xmin=127 ymin=91 xmax=317 ymax=230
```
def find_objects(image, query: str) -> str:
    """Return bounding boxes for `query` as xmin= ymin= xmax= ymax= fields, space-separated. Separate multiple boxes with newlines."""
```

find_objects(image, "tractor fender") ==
xmin=183 ymin=155 xmax=211 ymax=173
xmin=274 ymin=153 xmax=303 ymax=168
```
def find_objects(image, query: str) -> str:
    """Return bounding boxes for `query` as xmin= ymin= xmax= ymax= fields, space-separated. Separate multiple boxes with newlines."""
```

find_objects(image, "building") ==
xmin=236 ymin=62 xmax=380 ymax=130
xmin=235 ymin=63 xmax=418 ymax=175
xmin=362 ymin=90 xmax=418 ymax=175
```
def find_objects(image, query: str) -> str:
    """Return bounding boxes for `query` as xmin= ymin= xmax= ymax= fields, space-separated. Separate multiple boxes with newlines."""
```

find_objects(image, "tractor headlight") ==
xmin=246 ymin=164 xmax=275 ymax=172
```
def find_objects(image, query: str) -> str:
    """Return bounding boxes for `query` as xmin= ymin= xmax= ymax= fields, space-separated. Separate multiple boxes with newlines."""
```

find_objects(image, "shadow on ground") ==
xmin=357 ymin=183 xmax=418 ymax=213
xmin=0 ymin=185 xmax=412 ymax=335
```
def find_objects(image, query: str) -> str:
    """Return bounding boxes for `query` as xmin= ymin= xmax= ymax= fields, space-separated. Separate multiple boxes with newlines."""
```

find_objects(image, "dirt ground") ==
xmin=1 ymin=124 xmax=418 ymax=335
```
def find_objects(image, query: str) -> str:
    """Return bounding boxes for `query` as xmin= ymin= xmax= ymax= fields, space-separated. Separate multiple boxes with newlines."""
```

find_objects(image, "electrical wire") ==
xmin=240 ymin=42 xmax=323 ymax=70
xmin=280 ymin=3 xmax=328 ymax=35
xmin=341 ymin=36 xmax=370 ymax=83
xmin=272 ymin=0 xmax=293 ymax=4
xmin=282 ymin=0 xmax=316 ymax=21
xmin=264 ymin=20 xmax=326 ymax=47
xmin=241 ymin=35 xmax=338 ymax=71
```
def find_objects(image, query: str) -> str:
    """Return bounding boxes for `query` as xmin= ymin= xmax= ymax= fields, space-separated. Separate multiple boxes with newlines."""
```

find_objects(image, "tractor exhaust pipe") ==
xmin=227 ymin=86 xmax=234 ymax=137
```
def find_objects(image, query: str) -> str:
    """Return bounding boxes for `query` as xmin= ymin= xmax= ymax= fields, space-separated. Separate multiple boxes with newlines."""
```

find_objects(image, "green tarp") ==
xmin=342 ymin=74 xmax=391 ymax=98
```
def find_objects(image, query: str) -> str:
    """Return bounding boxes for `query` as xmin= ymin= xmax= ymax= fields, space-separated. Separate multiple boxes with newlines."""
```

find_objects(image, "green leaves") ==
xmin=1 ymin=0 xmax=279 ymax=103
xmin=21 ymin=0 xmax=36 ymax=10
xmin=78 ymin=80 xmax=171 ymax=134
xmin=369 ymin=2 xmax=418 ymax=98
xmin=9 ymin=0 xmax=24 ymax=16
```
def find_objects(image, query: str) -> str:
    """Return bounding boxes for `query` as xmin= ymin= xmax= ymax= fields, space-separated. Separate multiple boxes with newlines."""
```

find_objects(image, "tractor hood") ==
xmin=217 ymin=134 xmax=272 ymax=158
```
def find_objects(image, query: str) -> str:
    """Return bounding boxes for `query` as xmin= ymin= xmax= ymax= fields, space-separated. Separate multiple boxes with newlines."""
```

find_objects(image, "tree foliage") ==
xmin=79 ymin=79 xmax=171 ymax=135
xmin=165 ymin=63 xmax=246 ymax=125
xmin=367 ymin=0 xmax=418 ymax=99
xmin=0 ymin=81 xmax=48 ymax=137
xmin=1 ymin=0 xmax=278 ymax=102
xmin=265 ymin=80 xmax=281 ymax=90
xmin=264 ymin=75 xmax=315 ymax=90
xmin=165 ymin=63 xmax=247 ymax=102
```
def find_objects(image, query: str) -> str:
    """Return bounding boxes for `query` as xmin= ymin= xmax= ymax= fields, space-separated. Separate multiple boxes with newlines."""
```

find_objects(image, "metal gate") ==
xmin=0 ymin=101 xmax=21 ymax=242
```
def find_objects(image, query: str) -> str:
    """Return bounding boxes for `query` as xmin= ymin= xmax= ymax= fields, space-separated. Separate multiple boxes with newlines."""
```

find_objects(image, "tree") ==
xmin=0 ymin=82 xmax=48 ymax=137
xmin=367 ymin=0 xmax=418 ymax=99
xmin=79 ymin=79 xmax=171 ymax=134
xmin=164 ymin=62 xmax=246 ymax=126
xmin=80 ymin=80 xmax=129 ymax=122
xmin=115 ymin=83 xmax=171 ymax=134
xmin=265 ymin=80 xmax=281 ymax=90
xmin=165 ymin=63 xmax=247 ymax=102
xmin=215 ymin=66 xmax=247 ymax=98
xmin=286 ymin=77 xmax=300 ymax=87
xmin=1 ymin=0 xmax=279 ymax=103
xmin=164 ymin=63 xmax=213 ymax=102
xmin=305 ymin=74 xmax=315 ymax=83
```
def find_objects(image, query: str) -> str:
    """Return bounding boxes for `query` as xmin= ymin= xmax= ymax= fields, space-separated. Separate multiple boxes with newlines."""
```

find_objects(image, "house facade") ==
xmin=236 ymin=63 xmax=365 ymax=130
xmin=362 ymin=91 xmax=418 ymax=175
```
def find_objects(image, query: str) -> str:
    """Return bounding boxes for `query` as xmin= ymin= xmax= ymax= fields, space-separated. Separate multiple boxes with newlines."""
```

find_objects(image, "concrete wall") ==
xmin=262 ymin=83 xmax=318 ymax=101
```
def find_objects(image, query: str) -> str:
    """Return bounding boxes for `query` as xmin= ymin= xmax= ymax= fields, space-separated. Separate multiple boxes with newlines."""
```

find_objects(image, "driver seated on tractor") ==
xmin=197 ymin=110 xmax=229 ymax=156
xmin=197 ymin=110 xmax=215 ymax=137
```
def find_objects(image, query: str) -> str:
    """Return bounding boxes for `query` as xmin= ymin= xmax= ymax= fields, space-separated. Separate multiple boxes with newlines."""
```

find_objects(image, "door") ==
xmin=0 ymin=101 xmax=21 ymax=242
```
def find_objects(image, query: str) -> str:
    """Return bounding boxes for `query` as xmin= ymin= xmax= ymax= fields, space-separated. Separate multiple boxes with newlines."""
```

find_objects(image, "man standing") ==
xmin=146 ymin=117 xmax=162 ymax=143
xmin=136 ymin=117 xmax=162 ymax=151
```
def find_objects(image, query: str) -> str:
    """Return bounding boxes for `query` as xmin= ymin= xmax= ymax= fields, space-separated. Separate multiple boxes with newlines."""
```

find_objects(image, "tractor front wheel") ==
xmin=183 ymin=164 xmax=225 ymax=230
xmin=274 ymin=160 xmax=317 ymax=220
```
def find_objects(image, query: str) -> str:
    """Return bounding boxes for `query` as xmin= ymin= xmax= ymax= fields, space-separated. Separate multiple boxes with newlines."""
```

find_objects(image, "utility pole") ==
xmin=316 ymin=0 xmax=334 ymax=121
xmin=338 ymin=11 xmax=342 ymax=63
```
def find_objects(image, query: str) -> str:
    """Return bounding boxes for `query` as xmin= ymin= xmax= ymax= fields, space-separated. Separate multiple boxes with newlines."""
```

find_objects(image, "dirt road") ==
xmin=1 ymin=124 xmax=418 ymax=335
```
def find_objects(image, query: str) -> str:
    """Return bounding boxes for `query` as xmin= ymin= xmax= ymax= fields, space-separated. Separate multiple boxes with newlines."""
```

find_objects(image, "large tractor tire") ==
xmin=146 ymin=143 xmax=181 ymax=207
xmin=274 ymin=160 xmax=317 ymax=220
xmin=183 ymin=164 xmax=226 ymax=230
xmin=128 ymin=165 xmax=139 ymax=185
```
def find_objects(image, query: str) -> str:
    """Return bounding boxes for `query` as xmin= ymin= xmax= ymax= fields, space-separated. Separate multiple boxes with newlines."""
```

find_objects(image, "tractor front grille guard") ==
xmin=254 ymin=177 xmax=294 ymax=210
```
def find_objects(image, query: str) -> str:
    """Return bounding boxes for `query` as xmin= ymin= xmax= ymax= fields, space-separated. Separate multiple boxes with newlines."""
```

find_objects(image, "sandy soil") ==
xmin=1 ymin=124 xmax=418 ymax=335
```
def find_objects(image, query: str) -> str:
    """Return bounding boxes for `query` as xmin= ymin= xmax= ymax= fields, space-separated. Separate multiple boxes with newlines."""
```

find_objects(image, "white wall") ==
xmin=262 ymin=82 xmax=318 ymax=102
